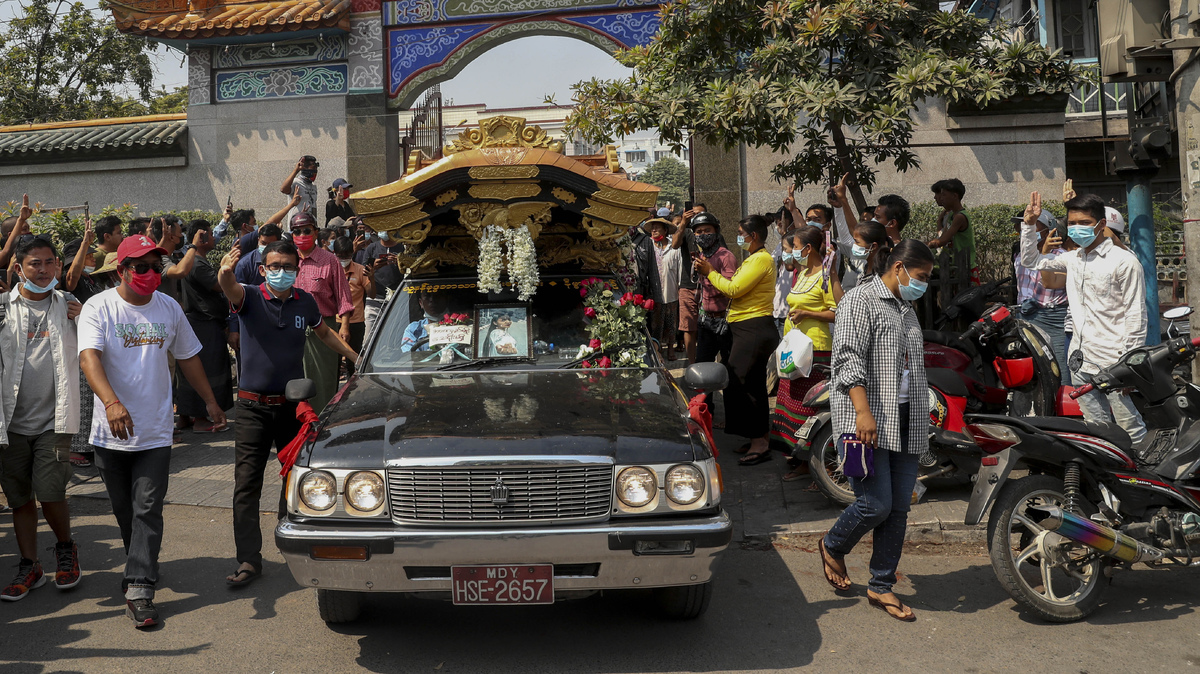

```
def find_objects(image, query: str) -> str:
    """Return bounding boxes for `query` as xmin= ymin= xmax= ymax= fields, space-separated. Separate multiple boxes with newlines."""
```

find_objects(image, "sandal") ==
xmin=69 ymin=453 xmax=92 ymax=468
xmin=818 ymin=537 xmax=852 ymax=592
xmin=738 ymin=450 xmax=772 ymax=466
xmin=733 ymin=442 xmax=752 ymax=454
xmin=868 ymin=593 xmax=917 ymax=622
xmin=226 ymin=566 xmax=261 ymax=587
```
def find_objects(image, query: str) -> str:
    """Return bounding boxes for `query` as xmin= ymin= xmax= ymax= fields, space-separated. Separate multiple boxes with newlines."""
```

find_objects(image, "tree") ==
xmin=638 ymin=154 xmax=690 ymax=207
xmin=0 ymin=0 xmax=159 ymax=125
xmin=566 ymin=1 xmax=1084 ymax=213
xmin=148 ymin=86 xmax=189 ymax=115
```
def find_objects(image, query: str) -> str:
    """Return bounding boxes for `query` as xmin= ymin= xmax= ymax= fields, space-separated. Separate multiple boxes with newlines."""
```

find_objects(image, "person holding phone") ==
xmin=1012 ymin=208 xmax=1069 ymax=382
xmin=819 ymin=239 xmax=935 ymax=623
xmin=326 ymin=178 xmax=355 ymax=225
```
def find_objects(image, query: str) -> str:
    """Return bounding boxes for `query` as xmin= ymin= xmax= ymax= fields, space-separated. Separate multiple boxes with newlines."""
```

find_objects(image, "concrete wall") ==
xmin=695 ymin=100 xmax=1068 ymax=225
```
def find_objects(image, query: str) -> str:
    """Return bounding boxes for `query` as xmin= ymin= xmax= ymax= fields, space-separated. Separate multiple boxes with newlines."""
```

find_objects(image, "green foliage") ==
xmin=637 ymin=155 xmax=690 ymax=207
xmin=147 ymin=86 xmax=189 ymax=115
xmin=566 ymin=1 xmax=1083 ymax=201
xmin=578 ymin=277 xmax=651 ymax=368
xmin=0 ymin=0 xmax=159 ymax=124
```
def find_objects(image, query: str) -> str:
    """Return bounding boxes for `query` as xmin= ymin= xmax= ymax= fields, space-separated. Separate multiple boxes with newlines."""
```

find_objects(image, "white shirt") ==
xmin=832 ymin=210 xmax=861 ymax=290
xmin=77 ymin=288 xmax=202 ymax=451
xmin=771 ymin=242 xmax=793 ymax=319
xmin=286 ymin=175 xmax=319 ymax=229
xmin=1019 ymin=224 xmax=1146 ymax=374
xmin=653 ymin=241 xmax=681 ymax=304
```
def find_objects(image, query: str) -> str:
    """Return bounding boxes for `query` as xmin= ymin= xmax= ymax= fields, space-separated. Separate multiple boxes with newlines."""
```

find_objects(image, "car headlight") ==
xmin=299 ymin=471 xmax=337 ymax=511
xmin=616 ymin=467 xmax=657 ymax=507
xmin=345 ymin=471 xmax=385 ymax=511
xmin=665 ymin=464 xmax=705 ymax=505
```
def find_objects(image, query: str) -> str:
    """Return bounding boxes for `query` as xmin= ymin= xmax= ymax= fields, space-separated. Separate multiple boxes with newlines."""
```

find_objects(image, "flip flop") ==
xmin=226 ymin=567 xmax=261 ymax=587
xmin=733 ymin=442 xmax=752 ymax=454
xmin=193 ymin=422 xmax=229 ymax=434
xmin=738 ymin=450 xmax=772 ymax=466
xmin=818 ymin=537 xmax=852 ymax=592
xmin=69 ymin=454 xmax=92 ymax=468
xmin=868 ymin=594 xmax=917 ymax=622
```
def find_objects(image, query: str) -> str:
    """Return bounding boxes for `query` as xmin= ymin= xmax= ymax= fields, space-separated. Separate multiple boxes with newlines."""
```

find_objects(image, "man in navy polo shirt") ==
xmin=217 ymin=241 xmax=357 ymax=586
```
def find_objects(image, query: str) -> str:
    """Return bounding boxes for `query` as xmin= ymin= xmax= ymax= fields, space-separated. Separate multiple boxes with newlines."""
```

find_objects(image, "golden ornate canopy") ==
xmin=350 ymin=116 xmax=658 ymax=275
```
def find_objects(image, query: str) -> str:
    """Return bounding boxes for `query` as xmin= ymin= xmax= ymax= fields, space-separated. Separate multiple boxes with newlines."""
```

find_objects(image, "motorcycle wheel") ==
xmin=987 ymin=474 xmax=1105 ymax=623
xmin=807 ymin=425 xmax=854 ymax=506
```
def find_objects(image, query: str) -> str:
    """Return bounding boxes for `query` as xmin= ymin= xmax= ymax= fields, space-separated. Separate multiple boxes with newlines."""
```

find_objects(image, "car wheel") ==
xmin=653 ymin=582 xmax=713 ymax=619
xmin=316 ymin=589 xmax=362 ymax=624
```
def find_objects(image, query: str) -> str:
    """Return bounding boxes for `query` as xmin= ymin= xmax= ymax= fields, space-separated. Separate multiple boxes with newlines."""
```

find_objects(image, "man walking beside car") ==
xmin=217 ymin=242 xmax=357 ymax=587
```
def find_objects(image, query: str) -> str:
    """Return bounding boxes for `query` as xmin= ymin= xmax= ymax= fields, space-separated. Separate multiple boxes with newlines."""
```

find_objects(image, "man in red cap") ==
xmin=77 ymin=235 xmax=228 ymax=629
xmin=289 ymin=212 xmax=353 ymax=411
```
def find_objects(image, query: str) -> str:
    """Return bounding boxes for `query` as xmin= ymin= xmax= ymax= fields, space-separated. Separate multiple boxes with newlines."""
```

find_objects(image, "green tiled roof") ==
xmin=0 ymin=117 xmax=187 ymax=165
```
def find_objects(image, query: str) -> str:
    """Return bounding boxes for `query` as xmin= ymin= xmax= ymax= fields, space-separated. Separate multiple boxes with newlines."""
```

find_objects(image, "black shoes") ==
xmin=125 ymin=598 xmax=159 ymax=629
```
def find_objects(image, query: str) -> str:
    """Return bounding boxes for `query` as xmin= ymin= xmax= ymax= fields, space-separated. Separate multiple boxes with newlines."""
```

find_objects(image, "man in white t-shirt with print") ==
xmin=77 ymin=235 xmax=228 ymax=630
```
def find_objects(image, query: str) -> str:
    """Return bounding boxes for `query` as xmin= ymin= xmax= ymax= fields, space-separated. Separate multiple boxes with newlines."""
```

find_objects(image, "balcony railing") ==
xmin=1066 ymin=59 xmax=1127 ymax=116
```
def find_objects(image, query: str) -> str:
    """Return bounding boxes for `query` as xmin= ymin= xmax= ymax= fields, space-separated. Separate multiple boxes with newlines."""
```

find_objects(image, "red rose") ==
xmin=632 ymin=294 xmax=644 ymax=306
xmin=589 ymin=338 xmax=602 ymax=349
xmin=643 ymin=299 xmax=656 ymax=312
xmin=598 ymin=356 xmax=613 ymax=368
xmin=622 ymin=292 xmax=634 ymax=304
xmin=584 ymin=307 xmax=597 ymax=318
xmin=580 ymin=288 xmax=589 ymax=298
xmin=582 ymin=360 xmax=592 ymax=369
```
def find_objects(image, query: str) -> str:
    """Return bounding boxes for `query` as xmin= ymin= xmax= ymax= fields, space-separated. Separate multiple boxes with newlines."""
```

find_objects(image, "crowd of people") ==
xmin=0 ymin=156 xmax=387 ymax=628
xmin=0 ymin=150 xmax=1154 ymax=628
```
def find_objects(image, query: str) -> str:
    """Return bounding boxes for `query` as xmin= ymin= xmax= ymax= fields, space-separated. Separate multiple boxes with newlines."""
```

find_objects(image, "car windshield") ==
xmin=365 ymin=276 xmax=652 ymax=372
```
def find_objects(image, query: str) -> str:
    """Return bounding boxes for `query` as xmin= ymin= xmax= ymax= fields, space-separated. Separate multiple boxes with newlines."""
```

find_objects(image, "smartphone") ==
xmin=684 ymin=200 xmax=693 ymax=211
xmin=227 ymin=193 xmax=233 ymax=209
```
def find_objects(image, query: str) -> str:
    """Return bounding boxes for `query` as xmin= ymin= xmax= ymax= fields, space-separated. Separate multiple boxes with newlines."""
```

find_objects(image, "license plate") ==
xmin=795 ymin=417 xmax=818 ymax=441
xmin=451 ymin=564 xmax=554 ymax=605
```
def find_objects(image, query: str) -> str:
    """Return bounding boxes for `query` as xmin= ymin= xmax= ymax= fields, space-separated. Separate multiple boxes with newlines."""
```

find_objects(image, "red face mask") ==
xmin=293 ymin=234 xmax=315 ymax=251
xmin=126 ymin=269 xmax=162 ymax=296
xmin=651 ymin=233 xmax=665 ymax=242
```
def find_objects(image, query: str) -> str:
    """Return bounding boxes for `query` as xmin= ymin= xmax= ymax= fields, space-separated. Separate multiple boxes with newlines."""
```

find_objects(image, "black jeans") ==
xmin=696 ymin=322 xmax=732 ymax=408
xmin=93 ymin=445 xmax=172 ymax=600
xmin=233 ymin=398 xmax=300 ymax=570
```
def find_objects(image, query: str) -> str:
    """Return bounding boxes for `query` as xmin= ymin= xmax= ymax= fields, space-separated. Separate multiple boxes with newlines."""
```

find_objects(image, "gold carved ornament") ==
xmin=551 ymin=187 xmax=577 ymax=204
xmin=581 ymin=217 xmax=628 ymax=242
xmin=405 ymin=238 xmax=480 ymax=276
xmin=467 ymin=183 xmax=542 ymax=201
xmin=454 ymin=202 xmax=554 ymax=240
xmin=537 ymin=235 xmax=622 ymax=270
xmin=467 ymin=166 xmax=539 ymax=180
xmin=443 ymin=116 xmax=565 ymax=156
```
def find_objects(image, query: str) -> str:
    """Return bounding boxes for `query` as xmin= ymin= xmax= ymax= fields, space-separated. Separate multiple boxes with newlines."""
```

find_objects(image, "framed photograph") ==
xmin=474 ymin=304 xmax=532 ymax=359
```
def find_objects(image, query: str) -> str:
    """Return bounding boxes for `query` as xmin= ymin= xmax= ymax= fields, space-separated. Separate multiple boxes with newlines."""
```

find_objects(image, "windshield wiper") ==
xmin=437 ymin=356 xmax=536 ymax=371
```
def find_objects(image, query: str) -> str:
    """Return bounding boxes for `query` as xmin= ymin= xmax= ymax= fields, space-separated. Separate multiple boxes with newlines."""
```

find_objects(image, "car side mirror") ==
xmin=684 ymin=362 xmax=728 ymax=391
xmin=285 ymin=378 xmax=316 ymax=402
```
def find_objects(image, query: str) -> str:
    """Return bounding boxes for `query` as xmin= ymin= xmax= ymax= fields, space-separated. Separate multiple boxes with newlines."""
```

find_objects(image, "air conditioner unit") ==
xmin=1098 ymin=0 xmax=1173 ymax=82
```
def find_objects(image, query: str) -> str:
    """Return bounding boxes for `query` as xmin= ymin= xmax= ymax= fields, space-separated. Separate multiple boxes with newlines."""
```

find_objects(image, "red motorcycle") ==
xmin=803 ymin=278 xmax=1082 ymax=505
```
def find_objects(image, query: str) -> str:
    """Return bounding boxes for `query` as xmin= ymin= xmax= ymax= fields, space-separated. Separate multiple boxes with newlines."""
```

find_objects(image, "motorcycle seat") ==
xmin=1023 ymin=416 xmax=1133 ymax=452
xmin=927 ymin=367 xmax=969 ymax=398
xmin=923 ymin=330 xmax=980 ymax=360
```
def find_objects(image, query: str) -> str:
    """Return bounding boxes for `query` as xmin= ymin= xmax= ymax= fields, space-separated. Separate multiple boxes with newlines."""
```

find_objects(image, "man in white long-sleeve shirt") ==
xmin=1019 ymin=192 xmax=1147 ymax=443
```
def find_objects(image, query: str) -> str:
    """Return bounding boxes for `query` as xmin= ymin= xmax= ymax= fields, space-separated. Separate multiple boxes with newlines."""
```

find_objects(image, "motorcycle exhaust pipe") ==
xmin=1027 ymin=506 xmax=1164 ymax=564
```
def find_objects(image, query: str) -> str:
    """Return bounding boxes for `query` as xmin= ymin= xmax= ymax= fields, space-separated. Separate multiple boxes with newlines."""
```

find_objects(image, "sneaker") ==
xmin=125 ymin=598 xmax=159 ymax=628
xmin=53 ymin=540 xmax=81 ymax=590
xmin=1 ymin=559 xmax=46 ymax=602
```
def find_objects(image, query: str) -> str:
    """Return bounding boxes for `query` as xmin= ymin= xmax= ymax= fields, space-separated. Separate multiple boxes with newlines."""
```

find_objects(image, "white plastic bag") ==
xmin=775 ymin=329 xmax=814 ymax=380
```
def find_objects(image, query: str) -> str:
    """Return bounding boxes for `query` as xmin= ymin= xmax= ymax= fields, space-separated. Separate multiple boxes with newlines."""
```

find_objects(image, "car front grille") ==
xmin=388 ymin=465 xmax=613 ymax=524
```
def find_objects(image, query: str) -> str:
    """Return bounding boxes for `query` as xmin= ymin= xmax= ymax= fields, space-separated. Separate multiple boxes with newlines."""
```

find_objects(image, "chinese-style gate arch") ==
xmin=383 ymin=0 xmax=662 ymax=109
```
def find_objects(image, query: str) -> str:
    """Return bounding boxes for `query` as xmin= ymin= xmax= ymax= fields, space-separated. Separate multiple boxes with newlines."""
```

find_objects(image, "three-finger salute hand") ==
xmin=1023 ymin=191 xmax=1042 ymax=226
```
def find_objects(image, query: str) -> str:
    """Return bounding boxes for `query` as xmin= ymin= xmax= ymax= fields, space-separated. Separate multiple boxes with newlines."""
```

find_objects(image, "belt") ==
xmin=238 ymin=390 xmax=287 ymax=405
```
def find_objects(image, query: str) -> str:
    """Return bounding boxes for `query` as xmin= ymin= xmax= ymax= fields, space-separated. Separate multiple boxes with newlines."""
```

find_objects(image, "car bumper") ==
xmin=275 ymin=511 xmax=732 ymax=593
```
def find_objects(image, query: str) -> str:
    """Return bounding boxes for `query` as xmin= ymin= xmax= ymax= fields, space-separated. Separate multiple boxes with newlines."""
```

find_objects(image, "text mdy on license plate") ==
xmin=451 ymin=564 xmax=554 ymax=605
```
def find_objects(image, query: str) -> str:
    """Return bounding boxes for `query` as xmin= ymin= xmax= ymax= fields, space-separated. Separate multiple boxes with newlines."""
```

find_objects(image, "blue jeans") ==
xmin=1022 ymin=303 xmax=1069 ymax=385
xmin=1071 ymin=371 xmax=1148 ymax=444
xmin=823 ymin=406 xmax=920 ymax=593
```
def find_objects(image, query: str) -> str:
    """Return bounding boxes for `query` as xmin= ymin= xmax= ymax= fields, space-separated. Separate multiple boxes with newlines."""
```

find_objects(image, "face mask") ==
xmin=300 ymin=169 xmax=317 ymax=182
xmin=651 ymin=233 xmax=664 ymax=242
xmin=1068 ymin=224 xmax=1098 ymax=248
xmin=737 ymin=234 xmax=750 ymax=251
xmin=265 ymin=269 xmax=297 ymax=292
xmin=20 ymin=274 xmax=58 ymax=294
xmin=425 ymin=312 xmax=441 ymax=322
xmin=806 ymin=221 xmax=823 ymax=229
xmin=83 ymin=266 xmax=95 ymax=275
xmin=695 ymin=233 xmax=717 ymax=249
xmin=258 ymin=244 xmax=267 ymax=256
xmin=339 ymin=258 xmax=351 ymax=268
xmin=851 ymin=243 xmax=870 ymax=259
xmin=781 ymin=252 xmax=794 ymax=264
xmin=798 ymin=247 xmax=810 ymax=267
xmin=127 ymin=269 xmax=162 ymax=296
xmin=898 ymin=265 xmax=928 ymax=301
xmin=292 ymin=234 xmax=315 ymax=251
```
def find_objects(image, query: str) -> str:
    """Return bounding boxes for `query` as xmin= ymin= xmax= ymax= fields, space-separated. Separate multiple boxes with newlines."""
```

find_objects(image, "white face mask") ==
xmin=83 ymin=266 xmax=96 ymax=274
xmin=339 ymin=258 xmax=351 ymax=268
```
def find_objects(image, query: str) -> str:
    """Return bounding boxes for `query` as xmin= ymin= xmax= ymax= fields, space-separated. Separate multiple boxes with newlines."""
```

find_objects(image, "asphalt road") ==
xmin=3 ymin=499 xmax=1200 ymax=673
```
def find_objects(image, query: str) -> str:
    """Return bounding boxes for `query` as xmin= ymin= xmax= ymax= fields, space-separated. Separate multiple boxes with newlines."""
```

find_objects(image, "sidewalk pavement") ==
xmin=61 ymin=383 xmax=984 ymax=545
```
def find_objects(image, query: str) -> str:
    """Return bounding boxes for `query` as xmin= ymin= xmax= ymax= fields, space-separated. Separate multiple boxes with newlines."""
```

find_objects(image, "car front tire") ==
xmin=653 ymin=581 xmax=713 ymax=619
xmin=317 ymin=589 xmax=362 ymax=624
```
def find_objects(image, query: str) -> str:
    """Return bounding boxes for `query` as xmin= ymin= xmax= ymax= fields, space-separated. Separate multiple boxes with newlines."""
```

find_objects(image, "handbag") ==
xmin=838 ymin=433 xmax=874 ymax=479
xmin=775 ymin=328 xmax=814 ymax=380
xmin=699 ymin=312 xmax=729 ymax=337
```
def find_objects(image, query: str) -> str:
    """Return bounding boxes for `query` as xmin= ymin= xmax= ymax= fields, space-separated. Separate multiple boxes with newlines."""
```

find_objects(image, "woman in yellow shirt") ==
xmin=770 ymin=226 xmax=837 ymax=480
xmin=693 ymin=215 xmax=779 ymax=465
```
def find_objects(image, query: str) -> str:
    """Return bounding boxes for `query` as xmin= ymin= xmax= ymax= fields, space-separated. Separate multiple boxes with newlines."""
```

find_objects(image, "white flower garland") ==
xmin=505 ymin=225 xmax=540 ymax=301
xmin=477 ymin=225 xmax=505 ymax=294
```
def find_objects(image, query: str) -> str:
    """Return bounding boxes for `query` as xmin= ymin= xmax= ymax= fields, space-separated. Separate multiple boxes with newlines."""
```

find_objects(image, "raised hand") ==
xmin=353 ymin=234 xmax=368 ymax=252
xmin=82 ymin=215 xmax=94 ymax=246
xmin=1062 ymin=179 xmax=1076 ymax=203
xmin=831 ymin=173 xmax=849 ymax=207
xmin=220 ymin=246 xmax=241 ymax=275
xmin=1023 ymin=191 xmax=1042 ymax=227
xmin=291 ymin=184 xmax=302 ymax=205
xmin=18 ymin=194 xmax=31 ymax=222
xmin=783 ymin=183 xmax=796 ymax=212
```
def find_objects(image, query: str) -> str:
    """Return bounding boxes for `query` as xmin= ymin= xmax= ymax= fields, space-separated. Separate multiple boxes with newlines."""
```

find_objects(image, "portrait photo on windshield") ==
xmin=475 ymin=305 xmax=531 ymax=358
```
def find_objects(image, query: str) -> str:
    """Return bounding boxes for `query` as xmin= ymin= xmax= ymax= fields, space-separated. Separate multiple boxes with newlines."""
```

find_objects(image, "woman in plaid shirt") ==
xmin=817 ymin=239 xmax=936 ymax=623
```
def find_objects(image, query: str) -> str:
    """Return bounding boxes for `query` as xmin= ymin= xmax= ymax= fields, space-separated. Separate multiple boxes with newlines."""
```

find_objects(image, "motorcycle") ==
xmin=802 ymin=277 xmax=1080 ymax=505
xmin=963 ymin=306 xmax=1200 ymax=622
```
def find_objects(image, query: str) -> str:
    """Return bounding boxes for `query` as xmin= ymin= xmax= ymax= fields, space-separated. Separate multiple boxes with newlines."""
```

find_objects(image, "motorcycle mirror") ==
xmin=1163 ymin=306 xmax=1193 ymax=320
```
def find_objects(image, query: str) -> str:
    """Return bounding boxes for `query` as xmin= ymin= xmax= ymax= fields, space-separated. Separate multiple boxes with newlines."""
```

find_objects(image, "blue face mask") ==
xmin=898 ymin=265 xmax=927 ymax=301
xmin=258 ymin=244 xmax=267 ymax=256
xmin=737 ymin=234 xmax=750 ymax=250
xmin=1068 ymin=224 xmax=1098 ymax=248
xmin=265 ymin=269 xmax=297 ymax=292
xmin=851 ymin=243 xmax=870 ymax=260
xmin=781 ymin=252 xmax=794 ymax=264
xmin=21 ymin=275 xmax=58 ymax=294
xmin=806 ymin=221 xmax=823 ymax=229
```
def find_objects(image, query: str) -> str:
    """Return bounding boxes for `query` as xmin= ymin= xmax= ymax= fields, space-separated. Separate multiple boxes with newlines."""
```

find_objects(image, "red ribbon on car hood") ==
xmin=278 ymin=401 xmax=320 ymax=477
xmin=687 ymin=394 xmax=718 ymax=457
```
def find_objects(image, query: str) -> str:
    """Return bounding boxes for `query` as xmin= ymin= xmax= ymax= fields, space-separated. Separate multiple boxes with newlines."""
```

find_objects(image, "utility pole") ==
xmin=1169 ymin=0 xmax=1200 ymax=376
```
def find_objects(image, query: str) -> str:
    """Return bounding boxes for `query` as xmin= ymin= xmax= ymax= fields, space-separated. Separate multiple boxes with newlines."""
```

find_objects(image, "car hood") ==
xmin=301 ymin=369 xmax=704 ymax=469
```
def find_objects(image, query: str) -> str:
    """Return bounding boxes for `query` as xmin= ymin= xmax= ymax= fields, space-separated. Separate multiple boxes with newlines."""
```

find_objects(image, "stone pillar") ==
xmin=346 ymin=94 xmax=400 ymax=189
xmin=691 ymin=140 xmax=747 ymax=257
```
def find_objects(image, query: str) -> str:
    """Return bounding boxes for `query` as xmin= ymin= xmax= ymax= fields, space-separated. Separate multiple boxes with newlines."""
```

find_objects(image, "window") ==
xmin=1056 ymin=0 xmax=1096 ymax=59
xmin=654 ymin=150 xmax=671 ymax=162
xmin=626 ymin=150 xmax=647 ymax=163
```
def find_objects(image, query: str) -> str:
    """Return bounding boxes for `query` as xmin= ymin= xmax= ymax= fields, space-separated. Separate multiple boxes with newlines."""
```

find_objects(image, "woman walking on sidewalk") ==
xmin=818 ymin=239 xmax=935 ymax=622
